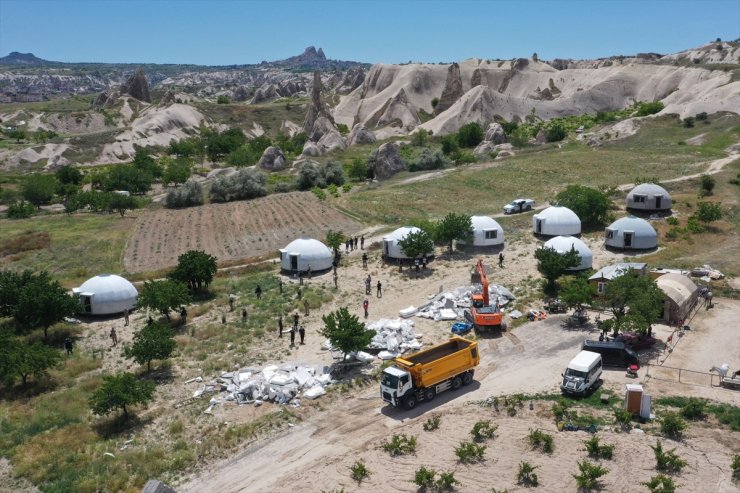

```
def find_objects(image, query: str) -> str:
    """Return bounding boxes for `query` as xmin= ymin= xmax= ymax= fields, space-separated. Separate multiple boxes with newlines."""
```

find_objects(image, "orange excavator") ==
xmin=466 ymin=259 xmax=505 ymax=331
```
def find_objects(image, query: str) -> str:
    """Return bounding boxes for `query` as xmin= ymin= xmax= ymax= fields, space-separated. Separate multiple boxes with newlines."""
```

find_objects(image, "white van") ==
xmin=560 ymin=350 xmax=602 ymax=396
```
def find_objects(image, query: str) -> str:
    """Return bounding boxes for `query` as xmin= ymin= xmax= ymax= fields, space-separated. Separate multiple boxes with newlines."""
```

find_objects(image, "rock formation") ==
xmin=300 ymin=141 xmax=322 ymax=158
xmin=162 ymin=90 xmax=175 ymax=104
xmin=470 ymin=68 xmax=482 ymax=88
xmin=484 ymin=122 xmax=505 ymax=144
xmin=336 ymin=67 xmax=366 ymax=94
xmin=317 ymin=130 xmax=347 ymax=154
xmin=474 ymin=141 xmax=496 ymax=156
xmin=303 ymin=71 xmax=335 ymax=139
xmin=365 ymin=88 xmax=420 ymax=130
xmin=258 ymin=146 xmax=287 ymax=171
xmin=233 ymin=86 xmax=252 ymax=102
xmin=348 ymin=124 xmax=376 ymax=146
xmin=434 ymin=63 xmax=463 ymax=115
xmin=121 ymin=68 xmax=151 ymax=103
xmin=308 ymin=116 xmax=336 ymax=142
xmin=370 ymin=142 xmax=405 ymax=180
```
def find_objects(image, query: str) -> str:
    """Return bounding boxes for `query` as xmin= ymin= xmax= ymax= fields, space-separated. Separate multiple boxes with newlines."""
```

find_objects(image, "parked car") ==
xmin=615 ymin=332 xmax=657 ymax=351
xmin=503 ymin=198 xmax=535 ymax=214
xmin=561 ymin=350 xmax=602 ymax=396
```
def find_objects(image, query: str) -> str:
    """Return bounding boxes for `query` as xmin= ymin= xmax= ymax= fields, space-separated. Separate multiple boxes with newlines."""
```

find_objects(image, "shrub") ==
xmin=336 ymin=123 xmax=349 ymax=135
xmin=273 ymin=182 xmax=293 ymax=193
xmin=413 ymin=466 xmax=436 ymax=489
xmin=555 ymin=185 xmax=612 ymax=227
xmin=217 ymin=95 xmax=230 ymax=104
xmin=457 ymin=122 xmax=484 ymax=148
xmin=341 ymin=183 xmax=352 ymax=193
xmin=165 ymin=179 xmax=204 ymax=208
xmin=682 ymin=117 xmax=695 ymax=128
xmin=454 ymin=150 xmax=476 ymax=164
xmin=327 ymin=183 xmax=339 ymax=197
xmin=455 ymin=441 xmax=486 ymax=463
xmin=572 ymin=460 xmax=609 ymax=491
xmin=431 ymin=97 xmax=439 ymax=108
xmin=411 ymin=128 xmax=430 ymax=147
xmin=651 ymin=440 xmax=687 ymax=472
xmin=693 ymin=201 xmax=722 ymax=224
xmin=209 ymin=168 xmax=267 ymax=202
xmin=348 ymin=157 xmax=368 ymax=181
xmin=423 ymin=414 xmax=441 ymax=432
xmin=642 ymin=474 xmax=677 ymax=493
xmin=584 ymin=436 xmax=614 ymax=460
xmin=296 ymin=161 xmax=321 ymax=190
xmin=552 ymin=401 xmax=567 ymax=422
xmin=666 ymin=216 xmax=679 ymax=226
xmin=321 ymin=160 xmax=345 ymax=186
xmin=441 ymin=135 xmax=459 ymax=155
xmin=471 ymin=420 xmax=498 ymax=442
xmin=517 ymin=461 xmax=539 ymax=487
xmin=636 ymin=101 xmax=664 ymax=116
xmin=699 ymin=174 xmax=715 ymax=196
xmin=350 ymin=460 xmax=369 ymax=483
xmin=732 ymin=455 xmax=740 ymax=481
xmin=381 ymin=434 xmax=417 ymax=456
xmin=528 ymin=429 xmax=554 ymax=453
xmin=408 ymin=148 xmax=451 ymax=171
xmin=311 ymin=187 xmax=326 ymax=201
xmin=695 ymin=112 xmax=709 ymax=122
xmin=545 ymin=122 xmax=567 ymax=142
xmin=6 ymin=200 xmax=36 ymax=219
xmin=680 ymin=398 xmax=707 ymax=420
xmin=435 ymin=471 xmax=459 ymax=491
xmin=509 ymin=126 xmax=531 ymax=148
xmin=660 ymin=412 xmax=686 ymax=439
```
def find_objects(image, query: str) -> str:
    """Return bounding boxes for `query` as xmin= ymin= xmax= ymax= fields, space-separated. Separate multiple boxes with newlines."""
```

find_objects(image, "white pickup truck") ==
xmin=503 ymin=198 xmax=535 ymax=214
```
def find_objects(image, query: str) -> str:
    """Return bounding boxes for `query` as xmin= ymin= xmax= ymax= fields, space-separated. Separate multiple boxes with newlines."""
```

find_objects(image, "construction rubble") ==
xmin=187 ymin=363 xmax=336 ymax=410
xmin=691 ymin=264 xmax=724 ymax=282
xmin=410 ymin=284 xmax=516 ymax=320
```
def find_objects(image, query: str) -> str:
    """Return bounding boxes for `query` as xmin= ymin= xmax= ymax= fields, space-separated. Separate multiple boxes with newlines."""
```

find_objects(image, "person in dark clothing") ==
xmin=365 ymin=275 xmax=371 ymax=295
xmin=363 ymin=298 xmax=369 ymax=318
xmin=180 ymin=307 xmax=188 ymax=325
xmin=297 ymin=287 xmax=302 ymax=299
xmin=303 ymin=299 xmax=310 ymax=316
xmin=242 ymin=307 xmax=248 ymax=323
xmin=279 ymin=278 xmax=283 ymax=294
xmin=278 ymin=315 xmax=284 ymax=338
xmin=333 ymin=272 xmax=338 ymax=289
xmin=293 ymin=312 xmax=300 ymax=329
xmin=360 ymin=235 xmax=365 ymax=250
xmin=376 ymin=280 xmax=383 ymax=298
xmin=147 ymin=316 xmax=154 ymax=326
xmin=64 ymin=337 xmax=73 ymax=355
xmin=110 ymin=327 xmax=118 ymax=347
xmin=498 ymin=252 xmax=504 ymax=268
xmin=299 ymin=325 xmax=305 ymax=345
xmin=123 ymin=308 xmax=130 ymax=326
xmin=255 ymin=285 xmax=262 ymax=299
xmin=290 ymin=327 xmax=296 ymax=346
xmin=362 ymin=252 xmax=368 ymax=268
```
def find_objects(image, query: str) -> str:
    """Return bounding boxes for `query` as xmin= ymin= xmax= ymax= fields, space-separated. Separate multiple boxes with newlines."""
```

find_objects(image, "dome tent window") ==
xmin=634 ymin=195 xmax=646 ymax=203
xmin=464 ymin=216 xmax=505 ymax=247
xmin=485 ymin=230 xmax=498 ymax=239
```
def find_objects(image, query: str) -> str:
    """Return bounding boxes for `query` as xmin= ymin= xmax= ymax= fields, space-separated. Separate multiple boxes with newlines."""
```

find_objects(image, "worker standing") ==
xmin=333 ymin=272 xmax=338 ymax=289
xmin=64 ymin=337 xmax=73 ymax=355
xmin=241 ymin=307 xmax=248 ymax=323
xmin=278 ymin=315 xmax=284 ymax=338
xmin=123 ymin=308 xmax=130 ymax=326
xmin=365 ymin=275 xmax=371 ymax=295
xmin=299 ymin=325 xmax=306 ymax=345
xmin=255 ymin=285 xmax=262 ymax=300
xmin=362 ymin=252 xmax=368 ymax=268
xmin=304 ymin=299 xmax=310 ymax=316
xmin=498 ymin=252 xmax=504 ymax=268
xmin=293 ymin=312 xmax=300 ymax=330
xmin=363 ymin=298 xmax=369 ymax=318
xmin=290 ymin=326 xmax=296 ymax=347
xmin=376 ymin=280 xmax=383 ymax=298
xmin=360 ymin=235 xmax=365 ymax=250
xmin=307 ymin=264 xmax=312 ymax=279
xmin=110 ymin=327 xmax=118 ymax=347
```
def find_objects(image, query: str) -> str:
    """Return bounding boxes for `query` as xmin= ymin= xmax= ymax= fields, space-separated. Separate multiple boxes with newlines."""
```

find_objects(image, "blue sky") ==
xmin=1 ymin=0 xmax=738 ymax=65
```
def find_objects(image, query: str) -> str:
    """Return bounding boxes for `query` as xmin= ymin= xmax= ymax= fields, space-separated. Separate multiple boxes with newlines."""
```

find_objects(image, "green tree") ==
xmin=169 ymin=250 xmax=218 ymax=291
xmin=534 ymin=246 xmax=581 ymax=293
xmin=555 ymin=185 xmax=612 ymax=228
xmin=602 ymin=272 xmax=664 ymax=336
xmin=136 ymin=280 xmax=190 ymax=320
xmin=8 ymin=129 xmax=27 ymax=143
xmin=441 ymin=135 xmax=459 ymax=156
xmin=107 ymin=193 xmax=138 ymax=217
xmin=0 ymin=334 xmax=61 ymax=386
xmin=163 ymin=158 xmax=193 ymax=186
xmin=410 ymin=128 xmax=430 ymax=147
xmin=636 ymin=101 xmax=664 ymax=116
xmin=457 ymin=122 xmax=484 ymax=148
xmin=398 ymin=229 xmax=434 ymax=262
xmin=132 ymin=147 xmax=162 ymax=178
xmin=560 ymin=276 xmax=595 ymax=310
xmin=325 ymin=229 xmax=345 ymax=255
xmin=217 ymin=95 xmax=230 ymax=104
xmin=21 ymin=174 xmax=57 ymax=208
xmin=693 ymin=201 xmax=722 ymax=224
xmin=12 ymin=271 xmax=79 ymax=340
xmin=89 ymin=372 xmax=155 ymax=420
xmin=510 ymin=126 xmax=531 ymax=148
xmin=545 ymin=122 xmax=567 ymax=142
xmin=699 ymin=174 xmax=715 ymax=196
xmin=348 ymin=157 xmax=368 ymax=181
xmin=434 ymin=212 xmax=472 ymax=256
xmin=55 ymin=165 xmax=83 ymax=185
xmin=124 ymin=322 xmax=177 ymax=372
xmin=320 ymin=307 xmax=376 ymax=362
xmin=105 ymin=165 xmax=153 ymax=194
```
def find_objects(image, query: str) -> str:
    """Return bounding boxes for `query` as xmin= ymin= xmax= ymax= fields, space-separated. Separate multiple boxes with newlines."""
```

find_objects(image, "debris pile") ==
xmin=187 ymin=363 xmax=335 ymax=410
xmin=366 ymin=318 xmax=423 ymax=359
xmin=415 ymin=284 xmax=516 ymax=321
xmin=691 ymin=264 xmax=724 ymax=282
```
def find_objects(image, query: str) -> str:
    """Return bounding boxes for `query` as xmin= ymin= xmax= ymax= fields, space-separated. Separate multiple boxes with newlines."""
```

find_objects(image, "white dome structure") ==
xmin=627 ymin=183 xmax=672 ymax=211
xmin=543 ymin=236 xmax=593 ymax=271
xmin=605 ymin=216 xmax=658 ymax=250
xmin=467 ymin=215 xmax=504 ymax=247
xmin=532 ymin=206 xmax=581 ymax=236
xmin=73 ymin=274 xmax=138 ymax=315
xmin=383 ymin=226 xmax=434 ymax=260
xmin=279 ymin=238 xmax=333 ymax=273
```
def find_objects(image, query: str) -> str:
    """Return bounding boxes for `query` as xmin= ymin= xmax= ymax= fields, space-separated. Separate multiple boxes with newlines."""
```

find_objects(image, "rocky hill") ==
xmin=334 ymin=42 xmax=740 ymax=137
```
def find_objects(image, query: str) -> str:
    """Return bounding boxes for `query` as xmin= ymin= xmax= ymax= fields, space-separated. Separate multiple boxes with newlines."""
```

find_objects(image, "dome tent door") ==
xmin=81 ymin=295 xmax=92 ymax=313
xmin=654 ymin=195 xmax=662 ymax=209
xmin=290 ymin=254 xmax=299 ymax=271
xmin=536 ymin=219 xmax=543 ymax=233
xmin=623 ymin=231 xmax=633 ymax=248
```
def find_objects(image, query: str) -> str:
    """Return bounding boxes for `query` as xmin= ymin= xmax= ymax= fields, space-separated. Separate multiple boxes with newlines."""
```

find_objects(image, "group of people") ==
xmin=364 ymin=275 xmax=383 ymax=298
xmin=344 ymin=235 xmax=364 ymax=252
xmin=277 ymin=313 xmax=306 ymax=346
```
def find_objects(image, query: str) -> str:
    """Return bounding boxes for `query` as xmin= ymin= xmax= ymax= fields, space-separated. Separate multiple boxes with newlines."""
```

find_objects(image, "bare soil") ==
xmin=123 ymin=192 xmax=363 ymax=273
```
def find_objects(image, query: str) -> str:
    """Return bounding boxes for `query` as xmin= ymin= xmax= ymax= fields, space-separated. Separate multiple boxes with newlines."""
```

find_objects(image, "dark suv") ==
xmin=582 ymin=340 xmax=639 ymax=368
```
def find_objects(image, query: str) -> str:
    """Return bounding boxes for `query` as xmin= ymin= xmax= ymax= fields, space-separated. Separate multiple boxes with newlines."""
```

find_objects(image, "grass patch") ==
xmin=655 ymin=396 xmax=740 ymax=431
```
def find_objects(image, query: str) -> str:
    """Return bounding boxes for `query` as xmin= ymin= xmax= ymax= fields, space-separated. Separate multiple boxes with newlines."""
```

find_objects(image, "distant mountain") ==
xmin=0 ymin=52 xmax=55 ymax=67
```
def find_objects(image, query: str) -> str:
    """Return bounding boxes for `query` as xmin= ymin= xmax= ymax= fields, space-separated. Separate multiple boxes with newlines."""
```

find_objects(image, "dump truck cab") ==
xmin=380 ymin=366 xmax=413 ymax=408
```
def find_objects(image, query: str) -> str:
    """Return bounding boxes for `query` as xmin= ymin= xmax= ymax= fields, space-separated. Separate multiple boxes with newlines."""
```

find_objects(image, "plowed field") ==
xmin=124 ymin=192 xmax=362 ymax=273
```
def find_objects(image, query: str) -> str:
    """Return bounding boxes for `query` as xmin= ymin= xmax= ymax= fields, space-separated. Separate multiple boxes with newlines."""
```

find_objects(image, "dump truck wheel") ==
xmin=451 ymin=376 xmax=462 ymax=390
xmin=424 ymin=388 xmax=435 ymax=402
xmin=462 ymin=371 xmax=474 ymax=386
xmin=404 ymin=395 xmax=417 ymax=410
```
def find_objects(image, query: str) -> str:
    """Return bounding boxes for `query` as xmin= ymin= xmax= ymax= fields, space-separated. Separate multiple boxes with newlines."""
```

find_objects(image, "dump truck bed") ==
xmin=395 ymin=336 xmax=479 ymax=388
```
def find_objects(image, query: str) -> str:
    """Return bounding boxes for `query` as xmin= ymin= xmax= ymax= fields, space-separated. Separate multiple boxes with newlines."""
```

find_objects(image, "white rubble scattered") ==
xmin=367 ymin=318 xmax=422 ymax=354
xmin=415 ymin=284 xmax=516 ymax=321
xmin=691 ymin=264 xmax=724 ymax=280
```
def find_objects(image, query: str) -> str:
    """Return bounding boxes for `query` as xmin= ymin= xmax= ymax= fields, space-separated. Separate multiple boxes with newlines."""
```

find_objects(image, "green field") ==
xmin=336 ymin=114 xmax=740 ymax=224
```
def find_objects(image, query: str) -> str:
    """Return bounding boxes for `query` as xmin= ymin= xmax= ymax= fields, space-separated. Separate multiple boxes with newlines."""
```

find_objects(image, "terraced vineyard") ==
xmin=124 ymin=192 xmax=362 ymax=273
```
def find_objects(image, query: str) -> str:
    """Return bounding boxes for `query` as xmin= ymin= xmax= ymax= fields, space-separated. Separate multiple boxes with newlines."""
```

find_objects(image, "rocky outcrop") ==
xmin=369 ymin=142 xmax=405 ymax=180
xmin=301 ymin=141 xmax=322 ymax=158
xmin=308 ymin=116 xmax=336 ymax=142
xmin=474 ymin=141 xmax=496 ymax=156
xmin=434 ymin=63 xmax=463 ymax=115
xmin=348 ymin=124 xmax=376 ymax=146
xmin=303 ymin=71 xmax=335 ymax=136
xmin=470 ymin=68 xmax=482 ymax=88
xmin=317 ymin=130 xmax=347 ymax=154
xmin=336 ymin=67 xmax=366 ymax=94
xmin=365 ymin=88 xmax=420 ymax=130
xmin=484 ymin=122 xmax=505 ymax=144
xmin=121 ymin=68 xmax=151 ymax=103
xmin=162 ymin=90 xmax=175 ymax=104
xmin=251 ymin=84 xmax=281 ymax=104
xmin=233 ymin=86 xmax=252 ymax=102
xmin=258 ymin=146 xmax=287 ymax=171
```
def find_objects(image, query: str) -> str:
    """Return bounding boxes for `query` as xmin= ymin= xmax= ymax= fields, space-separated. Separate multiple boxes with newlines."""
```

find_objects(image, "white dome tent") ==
xmin=532 ymin=206 xmax=581 ymax=236
xmin=383 ymin=226 xmax=434 ymax=260
xmin=543 ymin=235 xmax=593 ymax=271
xmin=605 ymin=216 xmax=658 ymax=250
xmin=467 ymin=215 xmax=504 ymax=247
xmin=627 ymin=183 xmax=672 ymax=211
xmin=279 ymin=238 xmax=333 ymax=273
xmin=73 ymin=274 xmax=138 ymax=315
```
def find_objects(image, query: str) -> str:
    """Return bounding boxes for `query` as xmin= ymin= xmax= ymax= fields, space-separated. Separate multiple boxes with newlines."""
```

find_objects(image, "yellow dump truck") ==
xmin=380 ymin=336 xmax=479 ymax=410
